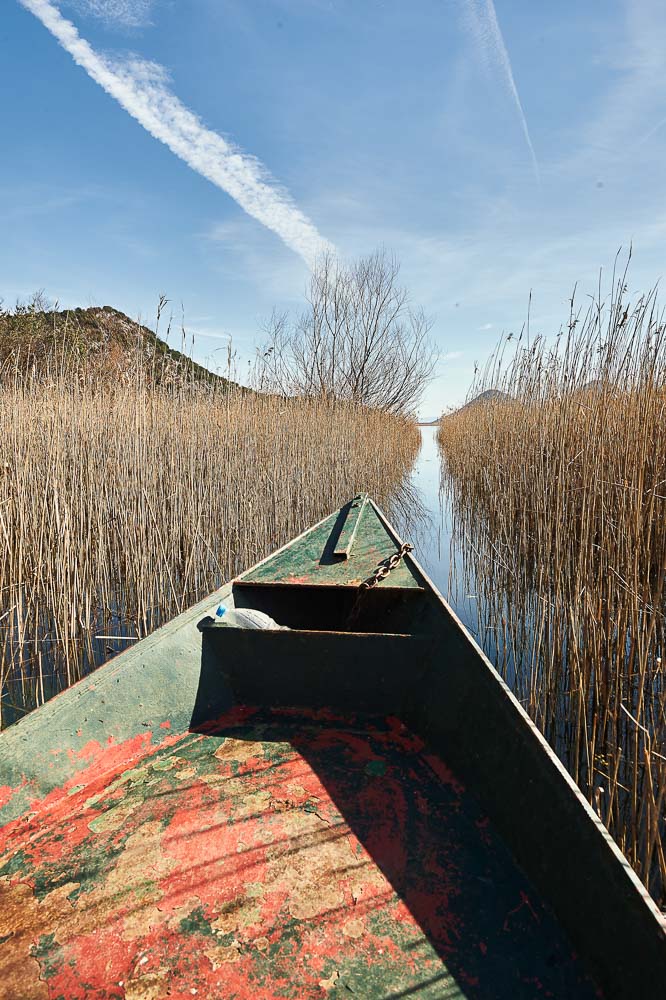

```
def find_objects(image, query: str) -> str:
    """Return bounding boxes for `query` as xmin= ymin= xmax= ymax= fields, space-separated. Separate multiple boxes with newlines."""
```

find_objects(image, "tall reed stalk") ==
xmin=438 ymin=267 xmax=666 ymax=903
xmin=0 ymin=360 xmax=419 ymax=727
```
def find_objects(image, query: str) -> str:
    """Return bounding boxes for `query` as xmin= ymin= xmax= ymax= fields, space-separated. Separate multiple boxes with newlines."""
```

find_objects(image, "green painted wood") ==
xmin=333 ymin=492 xmax=368 ymax=558
xmin=199 ymin=624 xmax=431 ymax=714
xmin=242 ymin=498 xmax=423 ymax=589
xmin=1 ymin=494 xmax=665 ymax=1000
xmin=0 ymin=578 xmax=235 ymax=825
xmin=0 ymin=711 xmax=601 ymax=1000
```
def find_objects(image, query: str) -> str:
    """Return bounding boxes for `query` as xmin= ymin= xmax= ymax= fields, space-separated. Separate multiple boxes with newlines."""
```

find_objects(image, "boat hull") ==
xmin=0 ymin=497 xmax=664 ymax=999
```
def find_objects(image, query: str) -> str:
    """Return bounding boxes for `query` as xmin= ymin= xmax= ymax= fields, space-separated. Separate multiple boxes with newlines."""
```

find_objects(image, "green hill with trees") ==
xmin=0 ymin=296 xmax=240 ymax=391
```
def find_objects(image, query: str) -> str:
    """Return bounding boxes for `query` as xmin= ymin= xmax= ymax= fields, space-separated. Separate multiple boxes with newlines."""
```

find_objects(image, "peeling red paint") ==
xmin=423 ymin=752 xmax=466 ymax=794
xmin=0 ymin=786 xmax=14 ymax=810
xmin=0 ymin=713 xmax=600 ymax=999
xmin=0 ymin=730 xmax=187 ymax=859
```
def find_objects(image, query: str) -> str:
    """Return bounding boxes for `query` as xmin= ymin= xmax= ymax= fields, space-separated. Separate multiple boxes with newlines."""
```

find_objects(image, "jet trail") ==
xmin=464 ymin=0 xmax=540 ymax=184
xmin=20 ymin=0 xmax=334 ymax=265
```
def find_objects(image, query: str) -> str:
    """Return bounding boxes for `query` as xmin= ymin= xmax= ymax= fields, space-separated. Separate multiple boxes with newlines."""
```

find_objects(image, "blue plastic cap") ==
xmin=215 ymin=604 xmax=227 ymax=619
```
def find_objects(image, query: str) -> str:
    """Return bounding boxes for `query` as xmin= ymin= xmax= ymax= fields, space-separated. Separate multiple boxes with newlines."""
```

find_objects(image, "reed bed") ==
xmin=0 ymin=368 xmax=419 ymax=727
xmin=438 ymin=271 xmax=666 ymax=903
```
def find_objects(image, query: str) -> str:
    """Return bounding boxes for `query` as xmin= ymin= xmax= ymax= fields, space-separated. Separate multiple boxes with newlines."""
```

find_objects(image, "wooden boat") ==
xmin=1 ymin=495 xmax=664 ymax=999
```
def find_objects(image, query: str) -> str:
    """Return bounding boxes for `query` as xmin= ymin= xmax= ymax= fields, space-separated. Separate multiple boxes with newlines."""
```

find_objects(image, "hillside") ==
xmin=422 ymin=390 xmax=510 ymax=425
xmin=0 ymin=300 xmax=241 ymax=391
xmin=441 ymin=389 xmax=510 ymax=419
xmin=458 ymin=389 xmax=509 ymax=410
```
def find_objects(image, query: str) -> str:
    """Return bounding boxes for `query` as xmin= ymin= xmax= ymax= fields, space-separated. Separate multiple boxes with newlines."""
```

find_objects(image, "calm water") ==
xmin=404 ymin=426 xmax=488 ymax=653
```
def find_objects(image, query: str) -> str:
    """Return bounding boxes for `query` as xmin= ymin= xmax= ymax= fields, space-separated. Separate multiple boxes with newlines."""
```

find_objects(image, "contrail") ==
xmin=67 ymin=1 xmax=154 ymax=28
xmin=19 ymin=0 xmax=334 ymax=265
xmin=463 ymin=0 xmax=540 ymax=185
xmin=636 ymin=113 xmax=666 ymax=147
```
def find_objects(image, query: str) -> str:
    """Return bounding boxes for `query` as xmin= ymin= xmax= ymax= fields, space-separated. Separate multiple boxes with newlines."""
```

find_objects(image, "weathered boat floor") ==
xmin=0 ymin=709 xmax=599 ymax=1000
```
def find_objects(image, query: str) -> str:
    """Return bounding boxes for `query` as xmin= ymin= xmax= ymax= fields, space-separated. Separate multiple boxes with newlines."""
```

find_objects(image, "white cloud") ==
xmin=189 ymin=328 xmax=232 ymax=342
xmin=20 ymin=0 xmax=334 ymax=266
xmin=65 ymin=1 xmax=154 ymax=28
xmin=441 ymin=351 xmax=463 ymax=362
xmin=479 ymin=322 xmax=493 ymax=330
xmin=207 ymin=219 xmax=255 ymax=248
xmin=462 ymin=0 xmax=539 ymax=185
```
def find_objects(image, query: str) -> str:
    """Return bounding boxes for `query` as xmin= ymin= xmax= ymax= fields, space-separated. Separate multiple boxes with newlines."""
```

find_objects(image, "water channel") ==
xmin=403 ymin=426 xmax=483 ymax=648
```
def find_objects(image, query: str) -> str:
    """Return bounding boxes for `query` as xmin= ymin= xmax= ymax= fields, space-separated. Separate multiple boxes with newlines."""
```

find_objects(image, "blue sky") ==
xmin=3 ymin=1 xmax=666 ymax=415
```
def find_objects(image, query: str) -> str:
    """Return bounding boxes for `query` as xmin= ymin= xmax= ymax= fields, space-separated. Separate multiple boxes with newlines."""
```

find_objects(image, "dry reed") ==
xmin=438 ymin=265 xmax=666 ymax=903
xmin=0 ymin=362 xmax=419 ymax=727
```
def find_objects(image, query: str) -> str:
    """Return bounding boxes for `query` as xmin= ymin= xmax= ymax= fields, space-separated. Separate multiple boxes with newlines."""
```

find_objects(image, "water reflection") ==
xmin=427 ymin=424 xmax=666 ymax=905
xmin=402 ymin=427 xmax=481 ymax=641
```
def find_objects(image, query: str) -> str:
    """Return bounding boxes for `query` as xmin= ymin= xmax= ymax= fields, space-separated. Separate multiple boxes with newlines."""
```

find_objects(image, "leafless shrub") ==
xmin=256 ymin=250 xmax=438 ymax=415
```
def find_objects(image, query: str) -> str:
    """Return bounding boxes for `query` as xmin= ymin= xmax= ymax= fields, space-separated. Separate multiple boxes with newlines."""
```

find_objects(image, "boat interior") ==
xmin=0 ymin=706 xmax=601 ymax=1000
xmin=0 ymin=498 xmax=663 ymax=999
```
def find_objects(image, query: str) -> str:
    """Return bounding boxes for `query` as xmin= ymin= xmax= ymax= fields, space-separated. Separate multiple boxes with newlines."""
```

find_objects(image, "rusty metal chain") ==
xmin=345 ymin=542 xmax=414 ymax=630
xmin=359 ymin=542 xmax=414 ymax=590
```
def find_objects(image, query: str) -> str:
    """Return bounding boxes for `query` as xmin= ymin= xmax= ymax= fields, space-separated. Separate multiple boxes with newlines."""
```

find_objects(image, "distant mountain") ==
xmin=460 ymin=389 xmax=509 ymax=409
xmin=451 ymin=389 xmax=510 ymax=413
xmin=428 ymin=389 xmax=510 ymax=423
xmin=0 ymin=302 xmax=242 ymax=391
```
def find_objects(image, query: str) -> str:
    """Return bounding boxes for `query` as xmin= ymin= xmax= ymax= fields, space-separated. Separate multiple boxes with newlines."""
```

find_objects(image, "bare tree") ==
xmin=256 ymin=250 xmax=438 ymax=414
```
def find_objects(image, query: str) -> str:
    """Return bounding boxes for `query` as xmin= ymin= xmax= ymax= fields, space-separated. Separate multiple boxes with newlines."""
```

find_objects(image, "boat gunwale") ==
xmin=1 ymin=495 xmax=665 ymax=995
xmin=0 ymin=506 xmax=342 ymax=742
xmin=202 ymin=623 xmax=414 ymax=639
xmin=368 ymin=497 xmax=666 ymax=932
xmin=2 ymin=493 xmax=664 ymax=933
xmin=232 ymin=580 xmax=426 ymax=591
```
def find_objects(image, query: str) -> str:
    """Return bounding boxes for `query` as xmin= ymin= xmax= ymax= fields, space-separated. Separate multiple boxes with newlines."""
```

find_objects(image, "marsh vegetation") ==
xmin=0 ymin=323 xmax=419 ymax=727
xmin=438 ymin=270 xmax=666 ymax=903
